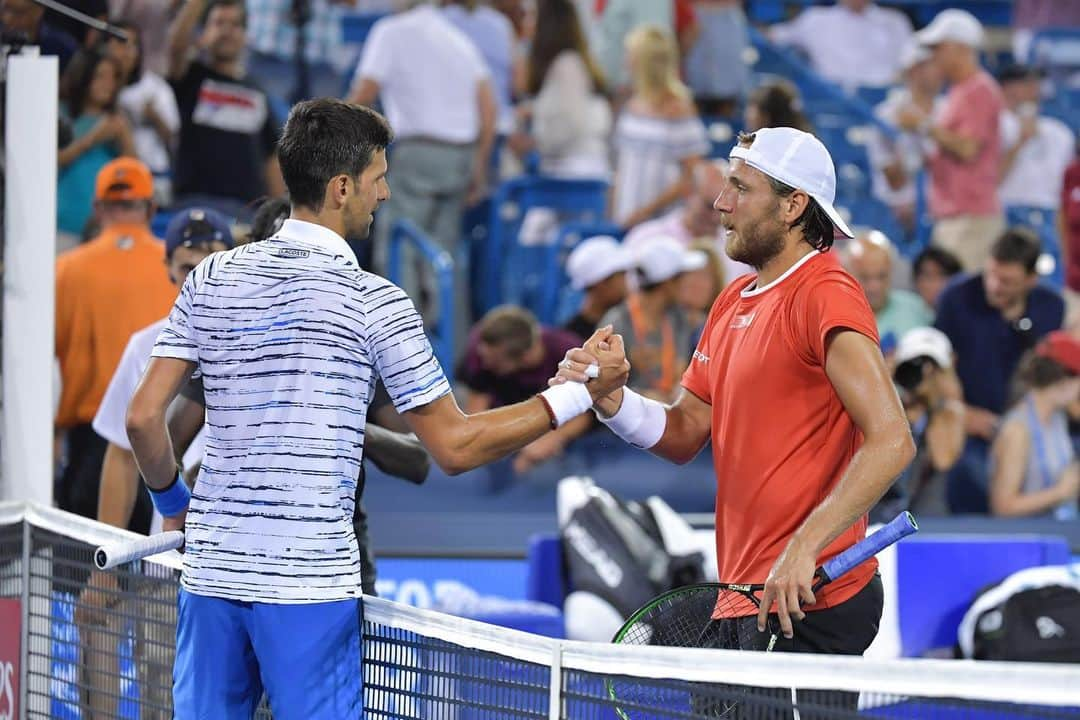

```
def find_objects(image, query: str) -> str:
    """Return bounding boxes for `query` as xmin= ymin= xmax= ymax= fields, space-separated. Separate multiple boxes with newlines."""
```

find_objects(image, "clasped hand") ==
xmin=548 ymin=325 xmax=630 ymax=414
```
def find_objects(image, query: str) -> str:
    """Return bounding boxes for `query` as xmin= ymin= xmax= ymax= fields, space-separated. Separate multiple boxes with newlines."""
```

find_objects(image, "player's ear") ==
xmin=327 ymin=174 xmax=349 ymax=209
xmin=782 ymin=191 xmax=810 ymax=224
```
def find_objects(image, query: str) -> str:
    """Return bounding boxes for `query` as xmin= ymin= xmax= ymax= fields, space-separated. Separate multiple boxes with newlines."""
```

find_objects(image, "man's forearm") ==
xmin=791 ymin=432 xmax=914 ymax=557
xmin=167 ymin=0 xmax=205 ymax=78
xmin=424 ymin=397 xmax=553 ymax=475
xmin=127 ymin=412 xmax=180 ymax=490
xmin=97 ymin=444 xmax=141 ymax=530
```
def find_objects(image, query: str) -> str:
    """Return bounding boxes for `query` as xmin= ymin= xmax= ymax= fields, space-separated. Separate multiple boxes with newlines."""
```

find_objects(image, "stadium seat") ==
xmin=341 ymin=11 xmax=389 ymax=44
xmin=151 ymin=210 xmax=174 ymax=239
xmin=1007 ymin=205 xmax=1064 ymax=289
xmin=387 ymin=219 xmax=455 ymax=371
xmin=481 ymin=176 xmax=608 ymax=315
xmin=539 ymin=221 xmax=624 ymax=325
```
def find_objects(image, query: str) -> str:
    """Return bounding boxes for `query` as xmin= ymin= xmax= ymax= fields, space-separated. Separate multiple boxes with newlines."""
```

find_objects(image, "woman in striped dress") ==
xmin=610 ymin=24 xmax=709 ymax=229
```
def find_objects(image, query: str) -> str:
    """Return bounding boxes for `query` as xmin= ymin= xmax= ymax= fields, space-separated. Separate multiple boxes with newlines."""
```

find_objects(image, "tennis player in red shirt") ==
xmin=555 ymin=127 xmax=915 ymax=655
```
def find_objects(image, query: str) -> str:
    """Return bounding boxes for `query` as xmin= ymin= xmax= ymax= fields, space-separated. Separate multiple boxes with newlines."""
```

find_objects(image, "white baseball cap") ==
xmin=729 ymin=126 xmax=854 ymax=240
xmin=634 ymin=236 xmax=708 ymax=285
xmin=899 ymin=42 xmax=932 ymax=73
xmin=566 ymin=236 xmax=633 ymax=290
xmin=916 ymin=9 xmax=984 ymax=49
xmin=895 ymin=327 xmax=953 ymax=369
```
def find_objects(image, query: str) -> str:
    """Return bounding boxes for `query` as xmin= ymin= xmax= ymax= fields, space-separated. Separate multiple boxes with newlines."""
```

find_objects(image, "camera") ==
xmin=894 ymin=355 xmax=938 ymax=394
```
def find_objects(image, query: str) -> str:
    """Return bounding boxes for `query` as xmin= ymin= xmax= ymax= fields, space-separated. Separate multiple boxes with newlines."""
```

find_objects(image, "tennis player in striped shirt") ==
xmin=125 ymin=98 xmax=629 ymax=720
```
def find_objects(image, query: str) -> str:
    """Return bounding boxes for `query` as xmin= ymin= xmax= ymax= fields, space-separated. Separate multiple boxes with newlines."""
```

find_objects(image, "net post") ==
xmin=18 ymin=518 xmax=30 ymax=720
xmin=548 ymin=642 xmax=563 ymax=720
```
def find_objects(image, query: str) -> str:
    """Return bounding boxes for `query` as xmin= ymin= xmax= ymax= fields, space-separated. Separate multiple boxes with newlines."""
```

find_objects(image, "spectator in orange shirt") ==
xmin=555 ymin=129 xmax=914 ymax=680
xmin=54 ymin=157 xmax=178 ymax=522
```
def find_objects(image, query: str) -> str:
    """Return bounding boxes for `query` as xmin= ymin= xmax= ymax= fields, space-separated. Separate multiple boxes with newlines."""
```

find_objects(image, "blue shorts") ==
xmin=174 ymin=588 xmax=362 ymax=720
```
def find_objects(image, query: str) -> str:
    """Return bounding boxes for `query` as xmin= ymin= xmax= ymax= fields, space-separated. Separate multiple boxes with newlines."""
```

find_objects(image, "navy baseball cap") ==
xmin=164 ymin=208 xmax=234 ymax=257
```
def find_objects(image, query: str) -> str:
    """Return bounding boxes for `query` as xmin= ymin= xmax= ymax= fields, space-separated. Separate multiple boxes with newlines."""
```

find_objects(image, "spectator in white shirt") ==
xmin=104 ymin=20 xmax=180 ymax=205
xmin=770 ymin=0 xmax=913 ymax=91
xmin=441 ymin=0 xmax=517 ymax=135
xmin=998 ymin=64 xmax=1076 ymax=216
xmin=509 ymin=0 xmax=611 ymax=179
xmin=348 ymin=1 xmax=496 ymax=345
xmin=865 ymin=43 xmax=943 ymax=232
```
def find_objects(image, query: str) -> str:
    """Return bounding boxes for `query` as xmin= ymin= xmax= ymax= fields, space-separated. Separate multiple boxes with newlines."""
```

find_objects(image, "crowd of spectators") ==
xmin=5 ymin=0 xmax=1080 ymax=538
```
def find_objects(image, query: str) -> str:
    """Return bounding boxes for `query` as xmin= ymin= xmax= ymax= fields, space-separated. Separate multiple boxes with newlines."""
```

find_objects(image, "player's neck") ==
xmin=289 ymin=209 xmax=346 ymax=240
xmin=755 ymin=241 xmax=816 ymax=288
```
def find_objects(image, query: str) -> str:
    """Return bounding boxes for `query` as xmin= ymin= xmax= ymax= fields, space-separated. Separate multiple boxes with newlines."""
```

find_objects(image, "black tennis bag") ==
xmin=957 ymin=566 xmax=1080 ymax=662
xmin=560 ymin=485 xmax=704 ymax=619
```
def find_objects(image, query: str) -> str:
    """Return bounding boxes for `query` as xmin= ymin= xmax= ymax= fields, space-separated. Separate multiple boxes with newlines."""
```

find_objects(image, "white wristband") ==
xmin=596 ymin=387 xmax=666 ymax=449
xmin=539 ymin=381 xmax=594 ymax=428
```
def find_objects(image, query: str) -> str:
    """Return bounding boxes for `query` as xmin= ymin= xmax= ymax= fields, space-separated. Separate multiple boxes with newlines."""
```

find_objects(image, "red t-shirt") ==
xmin=1062 ymin=159 xmax=1080 ymax=293
xmin=681 ymin=251 xmax=880 ymax=617
xmin=927 ymin=70 xmax=1004 ymax=219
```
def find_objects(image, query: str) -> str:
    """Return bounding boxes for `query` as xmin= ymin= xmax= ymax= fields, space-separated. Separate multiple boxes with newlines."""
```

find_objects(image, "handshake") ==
xmin=548 ymin=325 xmax=631 ymax=418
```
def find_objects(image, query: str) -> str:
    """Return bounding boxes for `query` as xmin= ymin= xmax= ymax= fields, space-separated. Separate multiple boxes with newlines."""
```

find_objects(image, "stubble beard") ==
xmin=726 ymin=214 xmax=786 ymax=270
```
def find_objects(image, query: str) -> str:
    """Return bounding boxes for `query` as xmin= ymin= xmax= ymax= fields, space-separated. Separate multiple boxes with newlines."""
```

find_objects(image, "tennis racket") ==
xmin=606 ymin=512 xmax=918 ymax=719
xmin=94 ymin=530 xmax=185 ymax=569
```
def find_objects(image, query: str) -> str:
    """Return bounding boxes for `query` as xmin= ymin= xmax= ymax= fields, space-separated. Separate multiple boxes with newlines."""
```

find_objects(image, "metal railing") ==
xmin=387 ymin=219 xmax=455 ymax=373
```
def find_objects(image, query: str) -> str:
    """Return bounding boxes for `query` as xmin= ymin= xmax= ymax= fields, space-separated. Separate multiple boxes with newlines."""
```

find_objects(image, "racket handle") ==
xmin=94 ymin=531 xmax=185 ymax=570
xmin=818 ymin=512 xmax=918 ymax=586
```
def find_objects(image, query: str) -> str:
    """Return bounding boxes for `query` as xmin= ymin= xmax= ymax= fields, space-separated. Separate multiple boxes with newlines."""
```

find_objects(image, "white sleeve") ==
xmin=769 ymin=11 xmax=809 ymax=50
xmin=534 ymin=53 xmax=594 ymax=156
xmin=365 ymin=282 xmax=451 ymax=414
xmin=355 ymin=20 xmax=393 ymax=84
xmin=152 ymin=264 xmax=199 ymax=363
xmin=92 ymin=337 xmax=146 ymax=450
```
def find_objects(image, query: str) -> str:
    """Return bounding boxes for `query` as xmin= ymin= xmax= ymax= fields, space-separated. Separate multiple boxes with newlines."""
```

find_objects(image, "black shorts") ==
xmin=693 ymin=575 xmax=884 ymax=719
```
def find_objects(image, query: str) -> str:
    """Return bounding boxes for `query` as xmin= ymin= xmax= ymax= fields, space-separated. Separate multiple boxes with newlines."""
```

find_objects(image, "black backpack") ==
xmin=958 ymin=566 xmax=1080 ymax=662
xmin=560 ymin=487 xmax=704 ymax=619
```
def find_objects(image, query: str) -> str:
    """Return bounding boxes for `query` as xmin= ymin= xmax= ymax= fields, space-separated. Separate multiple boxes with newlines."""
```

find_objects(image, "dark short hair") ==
xmin=277 ymin=99 xmax=393 ymax=212
xmin=249 ymin=196 xmax=290 ymax=243
xmin=913 ymin=246 xmax=963 ymax=278
xmin=736 ymin=131 xmax=835 ymax=252
xmin=204 ymin=0 xmax=246 ymax=25
xmin=478 ymin=305 xmax=539 ymax=360
xmin=990 ymin=227 xmax=1042 ymax=274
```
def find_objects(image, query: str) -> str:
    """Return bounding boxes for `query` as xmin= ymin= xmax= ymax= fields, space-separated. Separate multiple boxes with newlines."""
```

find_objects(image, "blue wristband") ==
xmin=147 ymin=472 xmax=191 ymax=518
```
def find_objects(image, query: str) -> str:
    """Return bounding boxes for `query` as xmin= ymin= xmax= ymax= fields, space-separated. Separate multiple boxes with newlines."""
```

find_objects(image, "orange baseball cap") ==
xmin=95 ymin=157 xmax=154 ymax=202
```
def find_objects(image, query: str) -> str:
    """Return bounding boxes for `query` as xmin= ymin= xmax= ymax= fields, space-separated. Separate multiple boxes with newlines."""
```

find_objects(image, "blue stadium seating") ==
xmin=1007 ymin=205 xmax=1064 ymax=289
xmin=481 ymin=176 xmax=609 ymax=315
xmin=540 ymin=222 xmax=625 ymax=325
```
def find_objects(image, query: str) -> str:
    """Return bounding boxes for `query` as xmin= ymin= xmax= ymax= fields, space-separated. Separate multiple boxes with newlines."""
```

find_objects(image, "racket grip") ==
xmin=819 ymin=512 xmax=918 ymax=585
xmin=94 ymin=531 xmax=185 ymax=570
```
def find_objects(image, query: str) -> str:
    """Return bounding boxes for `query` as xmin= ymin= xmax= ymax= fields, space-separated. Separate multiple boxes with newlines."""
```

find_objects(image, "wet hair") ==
xmin=277 ymin=99 xmax=393 ymax=212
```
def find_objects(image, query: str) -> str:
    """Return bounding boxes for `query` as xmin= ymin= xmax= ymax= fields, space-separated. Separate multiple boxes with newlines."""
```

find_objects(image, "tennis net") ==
xmin=3 ymin=501 xmax=1080 ymax=720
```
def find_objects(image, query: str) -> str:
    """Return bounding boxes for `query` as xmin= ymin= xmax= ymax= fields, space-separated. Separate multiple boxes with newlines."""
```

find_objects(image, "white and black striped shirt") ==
xmin=152 ymin=219 xmax=450 ymax=603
